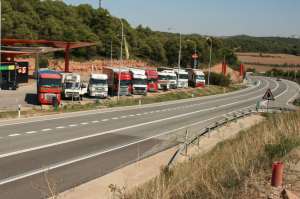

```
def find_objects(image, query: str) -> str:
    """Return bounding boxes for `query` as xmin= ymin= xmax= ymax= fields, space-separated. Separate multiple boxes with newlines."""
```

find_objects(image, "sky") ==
xmin=64 ymin=0 xmax=300 ymax=37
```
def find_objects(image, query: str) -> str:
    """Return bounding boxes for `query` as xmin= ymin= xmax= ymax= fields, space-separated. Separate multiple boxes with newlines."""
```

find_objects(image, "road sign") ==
xmin=192 ymin=53 xmax=198 ymax=59
xmin=263 ymin=89 xmax=275 ymax=101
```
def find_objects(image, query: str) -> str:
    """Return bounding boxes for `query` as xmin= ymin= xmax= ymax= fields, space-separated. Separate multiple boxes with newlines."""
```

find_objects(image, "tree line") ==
xmin=2 ymin=0 xmax=299 ymax=68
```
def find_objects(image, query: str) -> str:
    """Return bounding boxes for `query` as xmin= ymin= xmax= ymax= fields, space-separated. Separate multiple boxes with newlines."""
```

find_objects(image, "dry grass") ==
xmin=237 ymin=53 xmax=300 ymax=65
xmin=122 ymin=112 xmax=300 ymax=199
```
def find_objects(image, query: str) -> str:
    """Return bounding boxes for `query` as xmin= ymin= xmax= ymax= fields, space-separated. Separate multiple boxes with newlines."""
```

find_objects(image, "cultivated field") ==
xmin=237 ymin=52 xmax=300 ymax=72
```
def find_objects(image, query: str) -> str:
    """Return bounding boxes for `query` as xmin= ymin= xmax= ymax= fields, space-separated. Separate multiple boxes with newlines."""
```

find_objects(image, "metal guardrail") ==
xmin=167 ymin=106 xmax=295 ymax=168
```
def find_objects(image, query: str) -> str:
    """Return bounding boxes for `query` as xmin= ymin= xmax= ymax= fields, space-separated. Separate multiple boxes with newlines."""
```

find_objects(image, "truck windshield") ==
xmin=168 ymin=76 xmax=177 ymax=80
xmin=120 ymin=80 xmax=131 ymax=86
xmin=39 ymin=78 xmax=61 ymax=87
xmin=90 ymin=79 xmax=107 ymax=85
xmin=179 ymin=74 xmax=188 ymax=79
xmin=132 ymin=79 xmax=147 ymax=85
xmin=158 ymin=75 xmax=168 ymax=80
xmin=65 ymin=82 xmax=80 ymax=89
xmin=196 ymin=75 xmax=205 ymax=80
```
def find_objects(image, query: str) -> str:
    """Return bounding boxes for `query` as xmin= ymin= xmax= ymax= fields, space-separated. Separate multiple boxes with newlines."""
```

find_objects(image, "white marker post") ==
xmin=18 ymin=104 xmax=21 ymax=118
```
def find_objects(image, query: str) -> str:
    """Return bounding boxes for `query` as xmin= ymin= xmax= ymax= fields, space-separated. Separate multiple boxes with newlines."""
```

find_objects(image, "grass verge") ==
xmin=122 ymin=111 xmax=300 ymax=199
xmin=0 ymin=85 xmax=244 ymax=120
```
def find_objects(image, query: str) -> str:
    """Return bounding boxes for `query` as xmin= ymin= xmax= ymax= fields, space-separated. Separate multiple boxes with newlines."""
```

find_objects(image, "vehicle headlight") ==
xmin=91 ymin=88 xmax=96 ymax=92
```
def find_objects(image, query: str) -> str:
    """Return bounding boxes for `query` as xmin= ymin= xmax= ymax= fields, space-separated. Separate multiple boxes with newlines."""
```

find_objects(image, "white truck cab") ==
xmin=61 ymin=73 xmax=82 ymax=100
xmin=88 ymin=73 xmax=108 ymax=98
xmin=129 ymin=68 xmax=147 ymax=95
xmin=158 ymin=71 xmax=170 ymax=90
xmin=175 ymin=69 xmax=189 ymax=88
xmin=163 ymin=70 xmax=177 ymax=89
xmin=188 ymin=69 xmax=206 ymax=87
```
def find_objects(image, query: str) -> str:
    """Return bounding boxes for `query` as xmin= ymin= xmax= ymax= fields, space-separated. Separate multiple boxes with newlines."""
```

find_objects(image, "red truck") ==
xmin=103 ymin=67 xmax=132 ymax=96
xmin=37 ymin=70 xmax=62 ymax=105
xmin=145 ymin=69 xmax=158 ymax=92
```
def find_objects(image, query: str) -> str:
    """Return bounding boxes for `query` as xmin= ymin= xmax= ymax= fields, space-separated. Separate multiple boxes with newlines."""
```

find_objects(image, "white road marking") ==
xmin=121 ymin=116 xmax=127 ymax=118
xmin=129 ymin=114 xmax=135 ymax=117
xmin=69 ymin=124 xmax=78 ymax=127
xmin=56 ymin=126 xmax=65 ymax=129
xmin=112 ymin=117 xmax=119 ymax=120
xmin=136 ymin=114 xmax=141 ymax=116
xmin=0 ymin=114 xmax=222 ymax=186
xmin=92 ymin=121 xmax=99 ymax=123
xmin=101 ymin=119 xmax=109 ymax=122
xmin=8 ymin=134 xmax=20 ymax=137
xmin=25 ymin=131 xmax=38 ymax=134
xmin=41 ymin=128 xmax=52 ymax=132
xmin=80 ymin=122 xmax=89 ymax=125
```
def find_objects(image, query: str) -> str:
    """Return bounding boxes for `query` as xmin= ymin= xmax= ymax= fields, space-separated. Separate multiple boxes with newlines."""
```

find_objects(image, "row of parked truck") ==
xmin=36 ymin=67 xmax=206 ymax=105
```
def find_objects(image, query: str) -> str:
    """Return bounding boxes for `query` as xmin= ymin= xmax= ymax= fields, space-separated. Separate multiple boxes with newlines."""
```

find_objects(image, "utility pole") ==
xmin=177 ymin=32 xmax=182 ymax=88
xmin=99 ymin=0 xmax=102 ymax=9
xmin=110 ymin=39 xmax=113 ymax=67
xmin=207 ymin=37 xmax=213 ymax=87
xmin=118 ymin=19 xmax=124 ymax=101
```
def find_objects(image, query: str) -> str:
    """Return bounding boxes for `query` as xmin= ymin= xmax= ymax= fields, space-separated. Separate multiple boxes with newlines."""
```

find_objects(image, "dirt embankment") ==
xmin=204 ymin=63 xmax=244 ymax=83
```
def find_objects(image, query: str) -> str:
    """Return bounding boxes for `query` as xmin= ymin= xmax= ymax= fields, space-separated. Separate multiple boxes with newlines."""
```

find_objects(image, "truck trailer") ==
xmin=37 ymin=70 xmax=62 ymax=105
xmin=103 ymin=67 xmax=132 ymax=96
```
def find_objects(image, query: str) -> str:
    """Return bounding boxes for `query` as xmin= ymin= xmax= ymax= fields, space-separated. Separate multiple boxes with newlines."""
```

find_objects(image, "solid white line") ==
xmin=41 ymin=129 xmax=52 ymax=132
xmin=0 ymin=114 xmax=221 ymax=186
xmin=8 ymin=134 xmax=20 ymax=137
xmin=25 ymin=131 xmax=38 ymax=134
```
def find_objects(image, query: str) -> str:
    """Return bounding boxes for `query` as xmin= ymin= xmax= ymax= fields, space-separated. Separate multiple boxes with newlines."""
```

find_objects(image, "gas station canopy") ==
xmin=1 ymin=39 xmax=97 ymax=72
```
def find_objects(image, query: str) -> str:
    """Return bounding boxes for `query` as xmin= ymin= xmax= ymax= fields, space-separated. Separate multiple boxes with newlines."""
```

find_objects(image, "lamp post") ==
xmin=177 ymin=32 xmax=182 ymax=88
xmin=206 ymin=37 xmax=213 ymax=87
xmin=118 ymin=19 xmax=124 ymax=101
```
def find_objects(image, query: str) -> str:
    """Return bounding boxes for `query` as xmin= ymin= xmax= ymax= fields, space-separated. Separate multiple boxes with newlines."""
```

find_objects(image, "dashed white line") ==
xmin=81 ymin=122 xmax=89 ymax=125
xmin=136 ymin=114 xmax=141 ymax=116
xmin=92 ymin=121 xmax=99 ymax=123
xmin=112 ymin=117 xmax=119 ymax=120
xmin=69 ymin=124 xmax=78 ymax=127
xmin=56 ymin=126 xmax=65 ymax=129
xmin=9 ymin=134 xmax=20 ymax=137
xmin=121 ymin=116 xmax=127 ymax=118
xmin=25 ymin=131 xmax=38 ymax=134
xmin=129 ymin=114 xmax=135 ymax=117
xmin=41 ymin=128 xmax=52 ymax=132
xmin=101 ymin=119 xmax=109 ymax=122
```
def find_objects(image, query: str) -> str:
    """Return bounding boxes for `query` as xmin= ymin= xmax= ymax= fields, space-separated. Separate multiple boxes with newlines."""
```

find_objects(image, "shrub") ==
xmin=205 ymin=72 xmax=231 ymax=87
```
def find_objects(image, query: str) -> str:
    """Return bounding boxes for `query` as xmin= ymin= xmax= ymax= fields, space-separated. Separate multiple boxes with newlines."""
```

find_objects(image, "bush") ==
xmin=205 ymin=72 xmax=231 ymax=87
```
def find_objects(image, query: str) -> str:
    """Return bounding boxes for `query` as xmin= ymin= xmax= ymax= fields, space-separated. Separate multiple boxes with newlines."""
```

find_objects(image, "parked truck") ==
xmin=103 ymin=67 xmax=132 ymax=96
xmin=164 ymin=70 xmax=177 ymax=89
xmin=158 ymin=71 xmax=170 ymax=90
xmin=37 ymin=70 xmax=62 ymax=105
xmin=129 ymin=68 xmax=147 ymax=95
xmin=145 ymin=69 xmax=158 ymax=92
xmin=61 ymin=73 xmax=84 ymax=100
xmin=187 ymin=69 xmax=206 ymax=87
xmin=174 ymin=69 xmax=189 ymax=88
xmin=87 ymin=73 xmax=108 ymax=98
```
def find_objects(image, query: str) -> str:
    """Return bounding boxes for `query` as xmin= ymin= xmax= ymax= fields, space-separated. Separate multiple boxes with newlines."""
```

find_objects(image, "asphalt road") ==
xmin=0 ymin=76 xmax=299 ymax=199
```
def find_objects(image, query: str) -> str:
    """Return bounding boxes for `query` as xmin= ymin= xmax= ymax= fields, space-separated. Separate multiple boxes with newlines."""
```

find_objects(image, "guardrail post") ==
xmin=184 ymin=130 xmax=189 ymax=156
xmin=207 ymin=127 xmax=211 ymax=138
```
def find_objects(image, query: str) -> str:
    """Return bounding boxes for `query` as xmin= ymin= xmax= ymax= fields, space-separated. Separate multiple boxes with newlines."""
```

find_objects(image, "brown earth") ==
xmin=237 ymin=52 xmax=300 ymax=73
xmin=204 ymin=63 xmax=244 ymax=83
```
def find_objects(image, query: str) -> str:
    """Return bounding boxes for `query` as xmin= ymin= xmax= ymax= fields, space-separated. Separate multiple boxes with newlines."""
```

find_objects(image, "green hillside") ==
xmin=2 ymin=0 xmax=299 ymax=66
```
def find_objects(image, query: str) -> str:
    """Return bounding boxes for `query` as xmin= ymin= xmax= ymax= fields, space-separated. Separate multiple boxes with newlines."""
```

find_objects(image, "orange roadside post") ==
xmin=271 ymin=162 xmax=284 ymax=187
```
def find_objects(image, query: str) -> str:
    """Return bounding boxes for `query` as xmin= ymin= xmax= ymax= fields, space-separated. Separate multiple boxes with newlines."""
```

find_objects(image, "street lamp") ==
xmin=177 ymin=32 xmax=182 ymax=88
xmin=118 ymin=19 xmax=124 ymax=101
xmin=206 ymin=37 xmax=213 ymax=87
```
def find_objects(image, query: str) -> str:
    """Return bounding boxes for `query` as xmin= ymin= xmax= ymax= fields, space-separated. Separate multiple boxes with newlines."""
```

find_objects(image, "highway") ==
xmin=0 ymin=76 xmax=299 ymax=199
